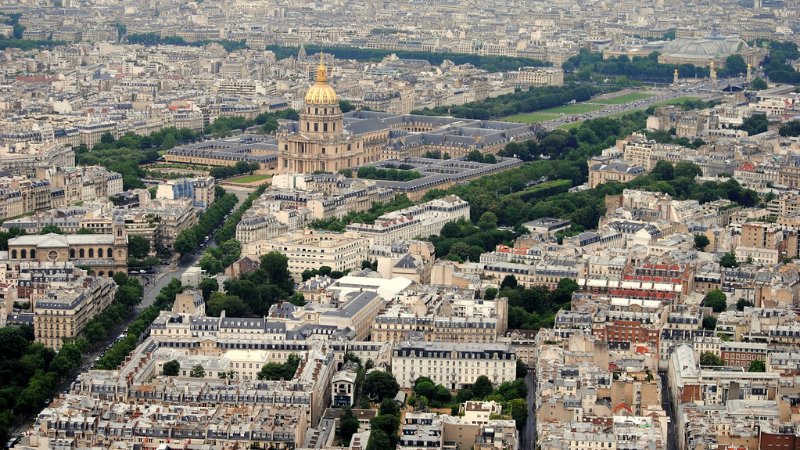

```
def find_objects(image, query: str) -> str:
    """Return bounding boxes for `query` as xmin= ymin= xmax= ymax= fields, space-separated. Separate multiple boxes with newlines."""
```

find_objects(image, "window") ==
xmin=89 ymin=249 xmax=94 ymax=258
xmin=10 ymin=250 xmax=16 ymax=259
xmin=30 ymin=249 xmax=36 ymax=259
xmin=323 ymin=123 xmax=328 ymax=132
xmin=314 ymin=123 xmax=318 ymax=132
xmin=97 ymin=248 xmax=103 ymax=257
xmin=20 ymin=249 xmax=26 ymax=259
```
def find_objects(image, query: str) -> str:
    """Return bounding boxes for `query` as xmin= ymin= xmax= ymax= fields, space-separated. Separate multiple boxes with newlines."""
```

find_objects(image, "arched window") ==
xmin=314 ymin=123 xmax=318 ymax=132
xmin=315 ymin=108 xmax=318 ymax=115
xmin=79 ymin=249 xmax=85 ymax=258
xmin=323 ymin=123 xmax=328 ymax=132
xmin=97 ymin=248 xmax=103 ymax=258
xmin=306 ymin=122 xmax=309 ymax=131
xmin=20 ymin=249 xmax=26 ymax=259
xmin=108 ymin=247 xmax=113 ymax=257
xmin=30 ymin=249 xmax=36 ymax=259
xmin=70 ymin=249 xmax=75 ymax=258
xmin=11 ymin=250 xmax=17 ymax=259
xmin=98 ymin=271 xmax=104 ymax=277
xmin=88 ymin=249 xmax=94 ymax=258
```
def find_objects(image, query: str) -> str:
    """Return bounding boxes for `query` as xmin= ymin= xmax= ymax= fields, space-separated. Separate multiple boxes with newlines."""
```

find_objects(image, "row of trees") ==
xmin=174 ymin=190 xmax=238 ymax=258
xmin=214 ymin=184 xmax=269 ymax=243
xmin=563 ymin=50 xmax=750 ymax=83
xmin=0 ymin=327 xmax=85 ymax=444
xmin=356 ymin=166 xmax=422 ymax=181
xmin=267 ymin=44 xmax=550 ymax=73
xmin=464 ymin=150 xmax=497 ymax=164
xmin=0 ymin=274 xmax=147 ymax=441
xmin=209 ymin=161 xmax=260 ymax=179
xmin=198 ymin=239 xmax=241 ymax=276
xmin=126 ymin=33 xmax=247 ymax=52
xmin=301 ymin=265 xmax=351 ymax=281
xmin=204 ymin=109 xmax=300 ymax=137
xmin=412 ymin=83 xmax=600 ymax=120
xmin=82 ymin=274 xmax=144 ymax=346
xmin=97 ymin=278 xmax=184 ymax=370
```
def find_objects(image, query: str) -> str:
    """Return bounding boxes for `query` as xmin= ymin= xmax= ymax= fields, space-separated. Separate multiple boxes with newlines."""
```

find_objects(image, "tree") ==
xmin=379 ymin=398 xmax=400 ymax=417
xmin=478 ymin=211 xmax=498 ymax=231
xmin=500 ymin=275 xmax=518 ymax=290
xmin=484 ymin=287 xmax=498 ymax=300
xmin=259 ymin=251 xmax=294 ymax=292
xmin=414 ymin=377 xmax=436 ymax=399
xmin=39 ymin=224 xmax=63 ymax=235
xmin=674 ymin=161 xmax=702 ymax=180
xmin=693 ymin=234 xmax=710 ymax=251
xmin=366 ymin=429 xmax=391 ymax=450
xmin=751 ymin=77 xmax=768 ymax=90
xmin=174 ymin=229 xmax=198 ymax=256
xmin=652 ymin=160 xmax=674 ymax=181
xmin=206 ymin=293 xmax=248 ymax=317
xmin=370 ymin=414 xmax=400 ymax=441
xmin=257 ymin=354 xmax=301 ymax=380
xmin=703 ymin=290 xmax=727 ymax=313
xmin=720 ymin=251 xmax=739 ymax=268
xmin=700 ymin=352 xmax=724 ymax=366
xmin=189 ymin=364 xmax=206 ymax=378
xmin=163 ymin=360 xmax=180 ymax=376
xmin=748 ymin=360 xmax=766 ymax=372
xmin=128 ymin=235 xmax=150 ymax=259
xmin=472 ymin=375 xmax=494 ymax=399
xmin=363 ymin=371 xmax=400 ymax=401
xmin=339 ymin=407 xmax=360 ymax=445
xmin=702 ymin=316 xmax=717 ymax=330
xmin=516 ymin=359 xmax=528 ymax=379
xmin=736 ymin=299 xmax=754 ymax=311
xmin=199 ymin=278 xmax=219 ymax=301
xmin=509 ymin=398 xmax=528 ymax=430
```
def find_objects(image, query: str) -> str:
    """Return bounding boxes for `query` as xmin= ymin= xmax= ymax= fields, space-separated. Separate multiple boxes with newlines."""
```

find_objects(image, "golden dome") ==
xmin=304 ymin=59 xmax=338 ymax=105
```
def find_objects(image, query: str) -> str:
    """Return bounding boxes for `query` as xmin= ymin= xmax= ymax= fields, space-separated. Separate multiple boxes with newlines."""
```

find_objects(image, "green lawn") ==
xmin=540 ymin=103 xmax=603 ymax=114
xmin=594 ymin=92 xmax=653 ymax=105
xmin=229 ymin=174 xmax=270 ymax=183
xmin=649 ymin=96 xmax=701 ymax=107
xmin=502 ymin=112 xmax=560 ymax=123
xmin=557 ymin=121 xmax=585 ymax=130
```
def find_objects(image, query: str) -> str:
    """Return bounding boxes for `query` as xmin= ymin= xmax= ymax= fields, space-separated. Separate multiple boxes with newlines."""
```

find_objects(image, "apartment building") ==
xmin=33 ymin=276 xmax=117 ymax=350
xmin=372 ymin=293 xmax=508 ymax=344
xmin=391 ymin=341 xmax=516 ymax=389
xmin=243 ymin=229 xmax=368 ymax=279
xmin=156 ymin=176 xmax=216 ymax=209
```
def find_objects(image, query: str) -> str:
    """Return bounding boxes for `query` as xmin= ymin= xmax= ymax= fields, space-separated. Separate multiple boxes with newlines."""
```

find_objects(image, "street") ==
xmin=10 ymin=184 xmax=255 ymax=442
xmin=660 ymin=371 xmax=678 ymax=450
xmin=522 ymin=368 xmax=537 ymax=450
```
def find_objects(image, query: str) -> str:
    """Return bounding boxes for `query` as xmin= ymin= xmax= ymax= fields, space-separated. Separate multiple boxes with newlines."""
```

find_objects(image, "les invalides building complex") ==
xmin=277 ymin=59 xmax=382 ymax=173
